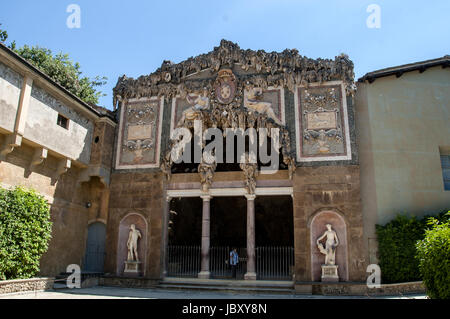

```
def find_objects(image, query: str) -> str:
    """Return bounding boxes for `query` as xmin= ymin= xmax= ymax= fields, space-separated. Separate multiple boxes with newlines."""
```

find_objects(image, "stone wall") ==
xmin=0 ymin=142 xmax=108 ymax=277
xmin=104 ymin=171 xmax=164 ymax=279
xmin=0 ymin=278 xmax=54 ymax=295
xmin=292 ymin=165 xmax=365 ymax=282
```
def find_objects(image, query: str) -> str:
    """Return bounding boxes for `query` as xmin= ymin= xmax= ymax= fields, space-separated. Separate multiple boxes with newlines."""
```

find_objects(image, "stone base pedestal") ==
xmin=321 ymin=265 xmax=339 ymax=282
xmin=124 ymin=261 xmax=142 ymax=277
xmin=198 ymin=271 xmax=211 ymax=279
xmin=244 ymin=272 xmax=257 ymax=280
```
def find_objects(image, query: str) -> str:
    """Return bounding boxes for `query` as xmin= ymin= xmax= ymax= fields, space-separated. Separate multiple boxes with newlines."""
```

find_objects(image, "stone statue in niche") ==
xmin=316 ymin=223 xmax=339 ymax=265
xmin=127 ymin=224 xmax=142 ymax=261
xmin=244 ymin=87 xmax=282 ymax=125
xmin=316 ymin=223 xmax=339 ymax=282
xmin=177 ymin=88 xmax=210 ymax=127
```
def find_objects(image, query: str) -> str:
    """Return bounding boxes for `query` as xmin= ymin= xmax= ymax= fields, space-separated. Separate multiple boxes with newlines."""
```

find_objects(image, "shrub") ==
xmin=375 ymin=211 xmax=448 ymax=283
xmin=416 ymin=213 xmax=450 ymax=299
xmin=376 ymin=215 xmax=426 ymax=283
xmin=0 ymin=187 xmax=52 ymax=280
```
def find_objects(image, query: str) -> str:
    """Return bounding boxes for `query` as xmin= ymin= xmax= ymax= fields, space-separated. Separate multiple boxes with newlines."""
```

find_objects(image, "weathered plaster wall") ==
xmin=25 ymin=85 xmax=93 ymax=164
xmin=0 ymin=61 xmax=22 ymax=133
xmin=356 ymin=67 xmax=450 ymax=261
xmin=0 ymin=142 xmax=95 ymax=276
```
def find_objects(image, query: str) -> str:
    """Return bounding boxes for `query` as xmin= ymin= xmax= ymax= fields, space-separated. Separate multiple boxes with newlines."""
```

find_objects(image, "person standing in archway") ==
xmin=229 ymin=248 xmax=239 ymax=279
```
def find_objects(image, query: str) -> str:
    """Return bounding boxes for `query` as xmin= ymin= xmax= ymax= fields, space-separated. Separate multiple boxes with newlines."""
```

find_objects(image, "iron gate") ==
xmin=166 ymin=245 xmax=294 ymax=280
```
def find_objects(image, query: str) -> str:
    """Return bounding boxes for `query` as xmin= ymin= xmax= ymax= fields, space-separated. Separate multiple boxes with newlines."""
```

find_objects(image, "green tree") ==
xmin=0 ymin=23 xmax=8 ymax=42
xmin=13 ymin=45 xmax=106 ymax=105
xmin=416 ymin=213 xmax=450 ymax=299
xmin=0 ymin=23 xmax=106 ymax=105
xmin=0 ymin=187 xmax=52 ymax=280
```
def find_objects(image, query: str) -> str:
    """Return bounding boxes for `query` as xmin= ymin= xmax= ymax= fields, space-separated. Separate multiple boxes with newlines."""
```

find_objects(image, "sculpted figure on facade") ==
xmin=240 ymin=152 xmax=258 ymax=195
xmin=316 ymin=224 xmax=339 ymax=265
xmin=244 ymin=87 xmax=282 ymax=126
xmin=127 ymin=224 xmax=142 ymax=261
xmin=198 ymin=160 xmax=217 ymax=193
xmin=177 ymin=88 xmax=210 ymax=127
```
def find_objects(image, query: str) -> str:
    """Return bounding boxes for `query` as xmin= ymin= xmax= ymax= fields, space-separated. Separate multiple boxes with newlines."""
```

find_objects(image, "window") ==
xmin=440 ymin=154 xmax=450 ymax=191
xmin=57 ymin=114 xmax=69 ymax=129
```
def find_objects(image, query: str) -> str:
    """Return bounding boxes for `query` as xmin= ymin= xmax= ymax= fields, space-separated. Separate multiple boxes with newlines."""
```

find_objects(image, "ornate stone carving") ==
xmin=316 ymin=223 xmax=339 ymax=265
xmin=317 ymin=223 xmax=340 ymax=282
xmin=297 ymin=84 xmax=351 ymax=160
xmin=214 ymin=69 xmax=236 ymax=105
xmin=244 ymin=87 xmax=282 ymax=125
xmin=239 ymin=152 xmax=258 ymax=195
xmin=127 ymin=224 xmax=142 ymax=261
xmin=113 ymin=39 xmax=356 ymax=109
xmin=176 ymin=88 xmax=210 ymax=128
xmin=117 ymin=97 xmax=163 ymax=168
xmin=198 ymin=160 xmax=217 ymax=193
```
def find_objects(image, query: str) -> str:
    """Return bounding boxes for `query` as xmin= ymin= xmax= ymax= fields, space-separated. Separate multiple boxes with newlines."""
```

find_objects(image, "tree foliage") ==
xmin=0 ymin=23 xmax=106 ymax=105
xmin=0 ymin=187 xmax=52 ymax=280
xmin=376 ymin=215 xmax=426 ymax=283
xmin=0 ymin=24 xmax=7 ymax=42
xmin=13 ymin=45 xmax=106 ymax=105
xmin=416 ymin=213 xmax=450 ymax=299
xmin=375 ymin=211 xmax=449 ymax=284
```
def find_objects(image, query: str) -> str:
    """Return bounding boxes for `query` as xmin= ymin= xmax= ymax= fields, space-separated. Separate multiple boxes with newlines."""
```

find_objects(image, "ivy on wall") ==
xmin=0 ymin=187 xmax=52 ymax=280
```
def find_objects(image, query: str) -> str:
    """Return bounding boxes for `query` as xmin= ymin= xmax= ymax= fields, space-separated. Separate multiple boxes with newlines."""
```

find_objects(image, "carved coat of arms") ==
xmin=214 ymin=69 xmax=236 ymax=104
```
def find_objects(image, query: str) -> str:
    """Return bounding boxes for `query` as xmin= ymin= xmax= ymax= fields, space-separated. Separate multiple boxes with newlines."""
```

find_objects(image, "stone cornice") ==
xmin=113 ymin=39 xmax=356 ymax=108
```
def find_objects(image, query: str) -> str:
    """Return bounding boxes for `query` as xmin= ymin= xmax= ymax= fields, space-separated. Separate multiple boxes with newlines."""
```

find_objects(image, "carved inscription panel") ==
xmin=116 ymin=97 xmax=164 ymax=169
xmin=295 ymin=82 xmax=351 ymax=162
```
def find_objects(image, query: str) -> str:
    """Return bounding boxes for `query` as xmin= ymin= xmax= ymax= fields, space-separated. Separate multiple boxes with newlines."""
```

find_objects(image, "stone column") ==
xmin=244 ymin=194 xmax=257 ymax=280
xmin=161 ymin=195 xmax=171 ymax=278
xmin=198 ymin=195 xmax=212 ymax=279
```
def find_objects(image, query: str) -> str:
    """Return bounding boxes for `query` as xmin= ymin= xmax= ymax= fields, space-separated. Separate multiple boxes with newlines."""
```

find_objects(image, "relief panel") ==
xmin=294 ymin=81 xmax=352 ymax=162
xmin=116 ymin=97 xmax=164 ymax=169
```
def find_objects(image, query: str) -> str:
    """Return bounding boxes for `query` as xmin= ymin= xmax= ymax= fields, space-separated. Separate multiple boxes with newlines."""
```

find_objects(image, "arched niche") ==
xmin=116 ymin=213 xmax=148 ymax=276
xmin=309 ymin=209 xmax=348 ymax=281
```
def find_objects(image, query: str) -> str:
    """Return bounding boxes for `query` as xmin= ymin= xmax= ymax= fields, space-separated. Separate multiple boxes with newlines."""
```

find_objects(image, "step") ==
xmin=157 ymin=283 xmax=294 ymax=294
xmin=158 ymin=278 xmax=295 ymax=294
xmin=162 ymin=278 xmax=294 ymax=288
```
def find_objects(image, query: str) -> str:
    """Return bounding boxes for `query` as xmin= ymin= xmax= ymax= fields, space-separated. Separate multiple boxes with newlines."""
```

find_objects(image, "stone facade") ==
xmin=104 ymin=171 xmax=165 ymax=279
xmin=3 ymin=41 xmax=446 ymax=294
xmin=292 ymin=166 xmax=365 ymax=282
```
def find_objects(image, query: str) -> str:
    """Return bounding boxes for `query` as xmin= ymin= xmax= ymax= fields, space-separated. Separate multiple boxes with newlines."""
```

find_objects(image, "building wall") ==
xmin=104 ymin=171 xmax=164 ymax=279
xmin=0 ymin=61 xmax=22 ymax=133
xmin=292 ymin=165 xmax=366 ymax=282
xmin=25 ymin=84 xmax=93 ymax=165
xmin=0 ymin=48 xmax=115 ymax=277
xmin=356 ymin=67 xmax=450 ymax=262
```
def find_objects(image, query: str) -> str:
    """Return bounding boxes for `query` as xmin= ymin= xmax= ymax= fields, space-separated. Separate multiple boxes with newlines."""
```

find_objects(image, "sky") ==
xmin=1 ymin=0 xmax=449 ymax=109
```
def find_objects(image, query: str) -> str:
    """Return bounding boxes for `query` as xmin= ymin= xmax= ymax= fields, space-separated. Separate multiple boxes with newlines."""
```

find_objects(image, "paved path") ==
xmin=0 ymin=286 xmax=427 ymax=299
